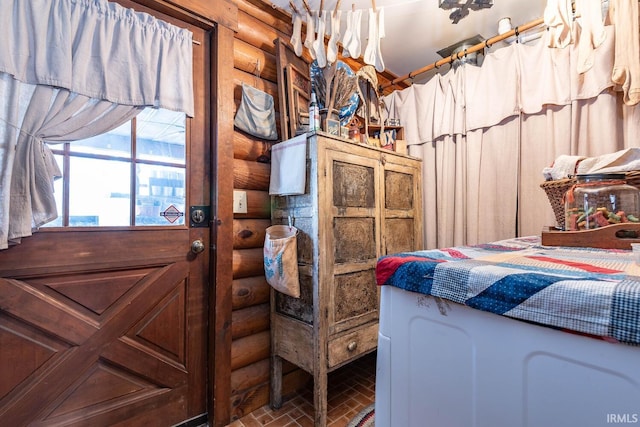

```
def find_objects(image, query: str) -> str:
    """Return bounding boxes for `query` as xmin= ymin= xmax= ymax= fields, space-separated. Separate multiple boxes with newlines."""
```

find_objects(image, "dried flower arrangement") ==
xmin=312 ymin=61 xmax=358 ymax=119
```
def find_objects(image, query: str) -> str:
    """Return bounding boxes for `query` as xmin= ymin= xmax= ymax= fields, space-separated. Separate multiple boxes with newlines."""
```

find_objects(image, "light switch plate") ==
xmin=233 ymin=190 xmax=248 ymax=214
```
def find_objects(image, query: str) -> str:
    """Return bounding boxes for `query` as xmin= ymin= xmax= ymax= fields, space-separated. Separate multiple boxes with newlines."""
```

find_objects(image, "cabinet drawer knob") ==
xmin=347 ymin=341 xmax=358 ymax=352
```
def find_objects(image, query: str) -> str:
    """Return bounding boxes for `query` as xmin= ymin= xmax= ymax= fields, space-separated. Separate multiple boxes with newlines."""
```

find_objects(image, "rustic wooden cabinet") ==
xmin=269 ymin=132 xmax=423 ymax=426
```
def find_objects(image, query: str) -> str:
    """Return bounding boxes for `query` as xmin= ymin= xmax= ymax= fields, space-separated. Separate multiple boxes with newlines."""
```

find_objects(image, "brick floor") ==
xmin=225 ymin=351 xmax=376 ymax=427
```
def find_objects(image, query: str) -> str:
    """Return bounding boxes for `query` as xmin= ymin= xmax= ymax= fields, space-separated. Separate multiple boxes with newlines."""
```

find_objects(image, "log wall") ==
xmin=230 ymin=0 xmax=291 ymax=420
xmin=229 ymin=0 xmax=405 ymax=420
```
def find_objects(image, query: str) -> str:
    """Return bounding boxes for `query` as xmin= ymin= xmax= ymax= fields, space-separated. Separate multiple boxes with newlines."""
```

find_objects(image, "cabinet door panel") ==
xmin=333 ymin=269 xmax=378 ymax=323
xmin=385 ymin=218 xmax=416 ymax=254
xmin=385 ymin=170 xmax=415 ymax=210
xmin=333 ymin=218 xmax=376 ymax=262
xmin=332 ymin=162 xmax=376 ymax=208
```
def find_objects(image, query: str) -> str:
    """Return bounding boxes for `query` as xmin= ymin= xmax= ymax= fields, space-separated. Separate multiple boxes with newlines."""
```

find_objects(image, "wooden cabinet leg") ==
xmin=270 ymin=355 xmax=283 ymax=409
xmin=313 ymin=370 xmax=327 ymax=427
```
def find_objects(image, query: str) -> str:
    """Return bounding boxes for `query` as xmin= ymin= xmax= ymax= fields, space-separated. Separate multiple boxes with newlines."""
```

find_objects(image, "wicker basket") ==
xmin=540 ymin=170 xmax=640 ymax=229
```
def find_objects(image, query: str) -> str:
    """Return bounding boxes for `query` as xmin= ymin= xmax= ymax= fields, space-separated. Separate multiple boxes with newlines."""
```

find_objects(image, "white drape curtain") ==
xmin=385 ymin=24 xmax=640 ymax=249
xmin=2 ymin=76 xmax=143 ymax=248
xmin=0 ymin=0 xmax=194 ymax=249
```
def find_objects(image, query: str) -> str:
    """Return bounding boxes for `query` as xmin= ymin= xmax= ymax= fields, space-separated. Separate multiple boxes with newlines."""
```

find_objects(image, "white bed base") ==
xmin=375 ymin=285 xmax=640 ymax=427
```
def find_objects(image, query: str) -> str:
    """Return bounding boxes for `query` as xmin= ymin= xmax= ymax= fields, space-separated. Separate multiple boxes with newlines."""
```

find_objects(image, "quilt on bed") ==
xmin=376 ymin=236 xmax=640 ymax=345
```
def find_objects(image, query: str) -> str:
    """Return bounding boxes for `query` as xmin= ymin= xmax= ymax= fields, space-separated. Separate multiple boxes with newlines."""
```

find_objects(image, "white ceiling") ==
xmin=271 ymin=0 xmax=548 ymax=83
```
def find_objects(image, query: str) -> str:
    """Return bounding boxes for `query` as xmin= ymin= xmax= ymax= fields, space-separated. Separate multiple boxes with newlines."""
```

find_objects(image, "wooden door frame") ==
xmin=128 ymin=1 xmax=238 ymax=426
xmin=209 ymin=18 xmax=237 ymax=427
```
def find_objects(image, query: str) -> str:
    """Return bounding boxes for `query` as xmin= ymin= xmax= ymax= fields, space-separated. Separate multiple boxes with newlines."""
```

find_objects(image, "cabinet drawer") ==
xmin=328 ymin=322 xmax=378 ymax=368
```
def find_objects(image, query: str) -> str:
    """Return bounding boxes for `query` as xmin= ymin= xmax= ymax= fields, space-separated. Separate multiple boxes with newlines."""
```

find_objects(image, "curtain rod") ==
xmin=379 ymin=17 xmax=545 ymax=91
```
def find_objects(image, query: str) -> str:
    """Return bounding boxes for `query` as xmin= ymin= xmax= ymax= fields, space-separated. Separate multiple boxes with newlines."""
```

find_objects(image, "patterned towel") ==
xmin=376 ymin=236 xmax=640 ymax=345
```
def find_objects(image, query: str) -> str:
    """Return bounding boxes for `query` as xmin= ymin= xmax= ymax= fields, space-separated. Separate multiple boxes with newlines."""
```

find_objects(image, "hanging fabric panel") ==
xmin=0 ymin=0 xmax=194 ymax=116
xmin=384 ymin=20 xmax=640 ymax=247
xmin=0 ymin=76 xmax=142 ymax=249
xmin=0 ymin=0 xmax=195 ymax=249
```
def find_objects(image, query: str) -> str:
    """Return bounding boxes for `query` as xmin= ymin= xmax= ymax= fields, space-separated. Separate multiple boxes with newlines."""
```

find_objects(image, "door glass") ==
xmin=69 ymin=158 xmax=131 ymax=226
xmin=70 ymin=121 xmax=133 ymax=158
xmin=136 ymin=164 xmax=186 ymax=225
xmin=43 ymin=107 xmax=186 ymax=228
xmin=137 ymin=108 xmax=186 ymax=163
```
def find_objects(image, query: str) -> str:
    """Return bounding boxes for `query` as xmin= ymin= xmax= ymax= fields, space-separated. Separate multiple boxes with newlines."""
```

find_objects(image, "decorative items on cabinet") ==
xmin=310 ymin=60 xmax=359 ymax=128
xmin=269 ymin=132 xmax=423 ymax=427
xmin=366 ymin=124 xmax=405 ymax=152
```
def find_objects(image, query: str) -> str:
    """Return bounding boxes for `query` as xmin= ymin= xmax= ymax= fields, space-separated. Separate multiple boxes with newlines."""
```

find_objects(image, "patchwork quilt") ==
xmin=376 ymin=236 xmax=640 ymax=345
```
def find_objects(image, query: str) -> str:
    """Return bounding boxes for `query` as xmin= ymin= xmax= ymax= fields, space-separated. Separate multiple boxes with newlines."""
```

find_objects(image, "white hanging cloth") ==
xmin=313 ymin=10 xmax=328 ymax=67
xmin=327 ymin=10 xmax=342 ymax=64
xmin=0 ymin=0 xmax=194 ymax=116
xmin=363 ymin=7 xmax=385 ymax=72
xmin=304 ymin=10 xmax=317 ymax=60
xmin=0 ymin=76 xmax=142 ymax=250
xmin=609 ymin=0 xmax=640 ymax=105
xmin=342 ymin=9 xmax=362 ymax=58
xmin=0 ymin=0 xmax=195 ymax=249
xmin=290 ymin=11 xmax=303 ymax=56
xmin=341 ymin=9 xmax=353 ymax=58
xmin=574 ymin=0 xmax=607 ymax=74
xmin=544 ymin=0 xmax=574 ymax=48
xmin=269 ymin=133 xmax=307 ymax=196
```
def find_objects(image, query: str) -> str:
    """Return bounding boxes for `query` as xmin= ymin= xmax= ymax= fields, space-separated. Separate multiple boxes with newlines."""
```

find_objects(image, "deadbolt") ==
xmin=191 ymin=209 xmax=205 ymax=224
xmin=189 ymin=206 xmax=210 ymax=228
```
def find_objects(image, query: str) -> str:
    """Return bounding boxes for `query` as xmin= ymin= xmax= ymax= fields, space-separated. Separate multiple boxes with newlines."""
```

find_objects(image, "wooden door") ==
xmin=0 ymin=5 xmax=210 ymax=426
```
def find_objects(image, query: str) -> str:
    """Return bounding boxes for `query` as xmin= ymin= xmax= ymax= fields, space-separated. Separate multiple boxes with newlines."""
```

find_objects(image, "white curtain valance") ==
xmin=385 ymin=26 xmax=617 ymax=146
xmin=0 ymin=0 xmax=194 ymax=117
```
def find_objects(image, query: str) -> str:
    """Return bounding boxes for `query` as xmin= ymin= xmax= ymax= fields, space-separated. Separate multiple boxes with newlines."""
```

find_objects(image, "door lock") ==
xmin=189 ymin=206 xmax=210 ymax=228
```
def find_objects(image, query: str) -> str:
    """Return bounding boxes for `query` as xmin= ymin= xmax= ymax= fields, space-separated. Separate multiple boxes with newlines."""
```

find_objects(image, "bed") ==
xmin=374 ymin=236 xmax=640 ymax=427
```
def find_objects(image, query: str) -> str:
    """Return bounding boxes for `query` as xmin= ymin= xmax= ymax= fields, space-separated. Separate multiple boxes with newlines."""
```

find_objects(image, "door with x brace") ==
xmin=0 ymin=2 xmax=210 ymax=425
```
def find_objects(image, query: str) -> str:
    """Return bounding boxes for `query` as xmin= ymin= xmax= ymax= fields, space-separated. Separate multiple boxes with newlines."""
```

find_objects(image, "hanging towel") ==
xmin=343 ymin=9 xmax=363 ymax=58
xmin=313 ymin=10 xmax=328 ymax=68
xmin=610 ymin=0 xmax=640 ymax=106
xmin=341 ymin=9 xmax=354 ymax=58
xmin=290 ymin=11 xmax=303 ymax=57
xmin=576 ymin=148 xmax=640 ymax=175
xmin=269 ymin=133 xmax=308 ymax=195
xmin=574 ymin=0 xmax=607 ymax=74
xmin=327 ymin=10 xmax=342 ymax=64
xmin=542 ymin=154 xmax=586 ymax=180
xmin=304 ymin=11 xmax=317 ymax=60
xmin=544 ymin=0 xmax=574 ymax=48
xmin=363 ymin=7 xmax=385 ymax=72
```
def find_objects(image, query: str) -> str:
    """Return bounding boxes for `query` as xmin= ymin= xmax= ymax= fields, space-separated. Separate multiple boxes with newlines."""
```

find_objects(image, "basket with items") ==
xmin=540 ymin=150 xmax=640 ymax=249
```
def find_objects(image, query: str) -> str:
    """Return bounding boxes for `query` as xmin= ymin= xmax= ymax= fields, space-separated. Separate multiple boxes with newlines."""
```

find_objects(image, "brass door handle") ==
xmin=191 ymin=239 xmax=205 ymax=254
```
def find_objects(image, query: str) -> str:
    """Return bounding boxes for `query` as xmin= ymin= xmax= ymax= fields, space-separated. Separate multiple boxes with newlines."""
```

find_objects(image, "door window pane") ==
xmin=69 ymin=158 xmax=131 ymax=226
xmin=136 ymin=108 xmax=186 ymax=163
xmin=69 ymin=121 xmax=133 ymax=158
xmin=42 ymin=107 xmax=186 ymax=228
xmin=136 ymin=164 xmax=186 ymax=225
